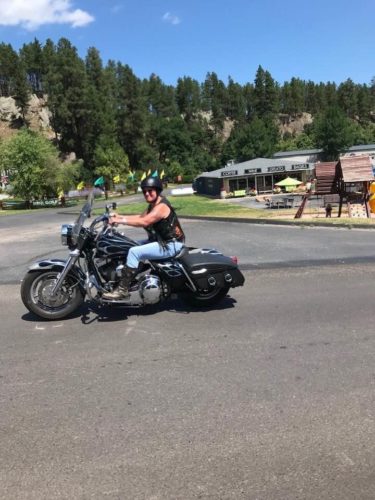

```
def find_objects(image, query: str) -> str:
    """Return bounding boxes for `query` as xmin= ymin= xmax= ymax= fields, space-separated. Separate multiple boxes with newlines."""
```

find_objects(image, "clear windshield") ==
xmin=71 ymin=190 xmax=94 ymax=244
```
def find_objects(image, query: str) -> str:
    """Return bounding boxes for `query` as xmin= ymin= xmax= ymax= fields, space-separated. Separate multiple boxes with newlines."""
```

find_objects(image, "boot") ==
xmin=102 ymin=266 xmax=138 ymax=300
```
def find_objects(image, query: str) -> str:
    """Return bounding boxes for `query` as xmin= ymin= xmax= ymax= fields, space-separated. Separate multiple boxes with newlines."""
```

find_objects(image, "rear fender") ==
xmin=26 ymin=259 xmax=86 ymax=291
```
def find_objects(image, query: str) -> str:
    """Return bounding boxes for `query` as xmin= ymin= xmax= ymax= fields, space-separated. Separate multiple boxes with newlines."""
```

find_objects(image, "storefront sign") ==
xmin=221 ymin=170 xmax=238 ymax=177
xmin=291 ymin=163 xmax=310 ymax=170
xmin=268 ymin=166 xmax=285 ymax=172
xmin=244 ymin=168 xmax=262 ymax=174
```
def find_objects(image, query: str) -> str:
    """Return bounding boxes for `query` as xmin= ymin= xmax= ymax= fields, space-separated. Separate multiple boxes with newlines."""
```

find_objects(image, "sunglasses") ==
xmin=142 ymin=188 xmax=156 ymax=195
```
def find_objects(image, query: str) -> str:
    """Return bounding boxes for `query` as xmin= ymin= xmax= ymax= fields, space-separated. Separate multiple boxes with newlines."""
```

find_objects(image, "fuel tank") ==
xmin=96 ymin=231 xmax=139 ymax=258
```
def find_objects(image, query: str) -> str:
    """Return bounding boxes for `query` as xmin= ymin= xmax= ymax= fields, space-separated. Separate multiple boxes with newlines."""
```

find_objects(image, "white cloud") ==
xmin=162 ymin=12 xmax=181 ymax=25
xmin=0 ymin=0 xmax=95 ymax=30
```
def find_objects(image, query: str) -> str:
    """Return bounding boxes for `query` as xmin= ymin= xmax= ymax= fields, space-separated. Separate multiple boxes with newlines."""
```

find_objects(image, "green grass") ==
xmin=3 ymin=193 xmax=375 ymax=227
xmin=114 ymin=194 xmax=268 ymax=218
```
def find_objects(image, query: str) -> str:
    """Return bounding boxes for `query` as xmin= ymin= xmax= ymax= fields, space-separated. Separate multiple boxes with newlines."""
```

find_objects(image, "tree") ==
xmin=176 ymin=76 xmax=201 ymax=121
xmin=337 ymin=79 xmax=357 ymax=118
xmin=222 ymin=117 xmax=279 ymax=163
xmin=82 ymin=47 xmax=118 ymax=169
xmin=19 ymin=38 xmax=44 ymax=94
xmin=117 ymin=63 xmax=148 ymax=168
xmin=312 ymin=106 xmax=354 ymax=160
xmin=0 ymin=129 xmax=62 ymax=202
xmin=43 ymin=38 xmax=88 ymax=161
xmin=253 ymin=66 xmax=279 ymax=118
xmin=225 ymin=76 xmax=246 ymax=121
xmin=145 ymin=73 xmax=177 ymax=118
xmin=93 ymin=140 xmax=130 ymax=186
xmin=201 ymin=72 xmax=226 ymax=132
xmin=0 ymin=43 xmax=18 ymax=96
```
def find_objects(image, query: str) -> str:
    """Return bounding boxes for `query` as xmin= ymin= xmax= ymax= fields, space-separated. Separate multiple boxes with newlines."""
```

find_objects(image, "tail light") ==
xmin=230 ymin=256 xmax=238 ymax=265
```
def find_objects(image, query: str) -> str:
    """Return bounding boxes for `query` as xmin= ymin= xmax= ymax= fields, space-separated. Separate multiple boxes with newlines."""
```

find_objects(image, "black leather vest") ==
xmin=145 ymin=197 xmax=185 ymax=245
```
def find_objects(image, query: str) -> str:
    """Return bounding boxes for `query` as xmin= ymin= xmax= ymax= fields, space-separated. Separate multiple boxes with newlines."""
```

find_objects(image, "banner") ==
xmin=94 ymin=176 xmax=105 ymax=186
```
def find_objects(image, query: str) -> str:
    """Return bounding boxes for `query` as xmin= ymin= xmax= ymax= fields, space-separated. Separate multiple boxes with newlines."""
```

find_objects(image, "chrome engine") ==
xmin=139 ymin=275 xmax=162 ymax=304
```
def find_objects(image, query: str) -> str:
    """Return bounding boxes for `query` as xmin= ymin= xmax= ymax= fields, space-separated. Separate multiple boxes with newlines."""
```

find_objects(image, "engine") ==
xmin=139 ymin=275 xmax=162 ymax=304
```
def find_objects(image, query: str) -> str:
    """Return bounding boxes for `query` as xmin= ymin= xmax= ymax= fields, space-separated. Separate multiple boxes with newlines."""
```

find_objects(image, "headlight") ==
xmin=61 ymin=224 xmax=73 ymax=246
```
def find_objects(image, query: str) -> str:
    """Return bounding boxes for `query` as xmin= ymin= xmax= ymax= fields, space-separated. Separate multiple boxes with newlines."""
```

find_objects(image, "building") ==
xmin=194 ymin=144 xmax=375 ymax=197
xmin=273 ymin=144 xmax=375 ymax=163
xmin=195 ymin=157 xmax=315 ymax=196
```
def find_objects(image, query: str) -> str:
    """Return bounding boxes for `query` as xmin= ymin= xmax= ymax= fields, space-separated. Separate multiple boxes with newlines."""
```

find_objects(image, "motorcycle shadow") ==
xmin=21 ymin=296 xmax=237 ymax=324
xmin=81 ymin=295 xmax=237 ymax=324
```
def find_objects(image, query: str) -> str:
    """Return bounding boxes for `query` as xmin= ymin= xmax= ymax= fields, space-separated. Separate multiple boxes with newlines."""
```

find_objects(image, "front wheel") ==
xmin=21 ymin=270 xmax=84 ymax=320
xmin=180 ymin=285 xmax=230 ymax=308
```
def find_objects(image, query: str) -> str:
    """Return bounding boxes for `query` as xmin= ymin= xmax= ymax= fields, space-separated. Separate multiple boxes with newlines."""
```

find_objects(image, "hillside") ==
xmin=0 ymin=95 xmax=313 ymax=144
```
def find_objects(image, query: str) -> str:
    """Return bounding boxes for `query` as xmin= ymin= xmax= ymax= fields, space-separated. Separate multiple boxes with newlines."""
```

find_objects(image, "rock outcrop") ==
xmin=0 ymin=95 xmax=52 ymax=137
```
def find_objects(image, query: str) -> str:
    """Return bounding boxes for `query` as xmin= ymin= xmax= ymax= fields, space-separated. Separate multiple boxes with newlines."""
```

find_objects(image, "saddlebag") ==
xmin=179 ymin=248 xmax=245 ymax=289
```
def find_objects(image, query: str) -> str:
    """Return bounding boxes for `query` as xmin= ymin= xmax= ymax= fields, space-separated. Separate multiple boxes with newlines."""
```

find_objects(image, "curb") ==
xmin=177 ymin=215 xmax=375 ymax=230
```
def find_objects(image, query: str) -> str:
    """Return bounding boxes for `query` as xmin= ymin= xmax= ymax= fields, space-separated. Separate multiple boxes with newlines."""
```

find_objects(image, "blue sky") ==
xmin=0 ymin=0 xmax=373 ymax=87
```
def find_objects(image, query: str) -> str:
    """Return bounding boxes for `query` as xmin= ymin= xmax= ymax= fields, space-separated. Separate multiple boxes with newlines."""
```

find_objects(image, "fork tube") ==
xmin=50 ymin=249 xmax=80 ymax=296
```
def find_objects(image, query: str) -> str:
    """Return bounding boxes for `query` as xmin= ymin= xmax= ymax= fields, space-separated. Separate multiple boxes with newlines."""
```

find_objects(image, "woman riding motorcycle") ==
xmin=102 ymin=176 xmax=185 ymax=299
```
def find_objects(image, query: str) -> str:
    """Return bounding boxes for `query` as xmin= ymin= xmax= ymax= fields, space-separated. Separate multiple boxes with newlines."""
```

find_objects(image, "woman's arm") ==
xmin=110 ymin=204 xmax=170 ymax=228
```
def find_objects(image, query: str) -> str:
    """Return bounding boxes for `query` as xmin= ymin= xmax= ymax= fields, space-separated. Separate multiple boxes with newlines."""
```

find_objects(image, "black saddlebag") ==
xmin=178 ymin=248 xmax=245 ymax=289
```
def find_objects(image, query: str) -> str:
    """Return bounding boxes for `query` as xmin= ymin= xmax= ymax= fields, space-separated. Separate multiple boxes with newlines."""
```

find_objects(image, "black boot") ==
xmin=102 ymin=266 xmax=138 ymax=299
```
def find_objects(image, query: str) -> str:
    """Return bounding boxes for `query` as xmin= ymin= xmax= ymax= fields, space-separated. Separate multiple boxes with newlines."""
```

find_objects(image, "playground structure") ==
xmin=295 ymin=155 xmax=374 ymax=219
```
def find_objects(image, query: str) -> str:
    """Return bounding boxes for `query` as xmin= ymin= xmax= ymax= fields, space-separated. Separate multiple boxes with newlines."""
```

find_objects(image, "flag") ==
xmin=94 ymin=176 xmax=105 ymax=186
xmin=77 ymin=181 xmax=85 ymax=190
xmin=128 ymin=170 xmax=135 ymax=181
xmin=140 ymin=171 xmax=146 ymax=181
xmin=151 ymin=169 xmax=158 ymax=178
xmin=113 ymin=175 xmax=120 ymax=183
xmin=147 ymin=169 xmax=151 ymax=176
xmin=160 ymin=169 xmax=165 ymax=179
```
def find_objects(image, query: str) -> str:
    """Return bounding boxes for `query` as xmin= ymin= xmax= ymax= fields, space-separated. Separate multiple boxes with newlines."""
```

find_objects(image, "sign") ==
xmin=244 ymin=168 xmax=262 ymax=174
xmin=291 ymin=163 xmax=310 ymax=170
xmin=221 ymin=170 xmax=238 ymax=177
xmin=268 ymin=166 xmax=286 ymax=172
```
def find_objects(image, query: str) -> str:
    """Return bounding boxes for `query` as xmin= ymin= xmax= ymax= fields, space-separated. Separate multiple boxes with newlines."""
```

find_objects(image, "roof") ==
xmin=273 ymin=148 xmax=322 ymax=157
xmin=347 ymin=144 xmax=375 ymax=152
xmin=197 ymin=157 xmax=315 ymax=179
xmin=339 ymin=155 xmax=374 ymax=183
xmin=273 ymin=144 xmax=375 ymax=159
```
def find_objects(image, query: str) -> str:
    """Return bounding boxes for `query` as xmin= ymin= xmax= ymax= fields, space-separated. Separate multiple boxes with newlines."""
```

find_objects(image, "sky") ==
xmin=0 ymin=0 xmax=374 ymax=87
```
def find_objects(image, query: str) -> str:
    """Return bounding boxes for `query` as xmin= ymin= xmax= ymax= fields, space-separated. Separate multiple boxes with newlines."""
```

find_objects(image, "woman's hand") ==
xmin=109 ymin=213 xmax=127 ymax=225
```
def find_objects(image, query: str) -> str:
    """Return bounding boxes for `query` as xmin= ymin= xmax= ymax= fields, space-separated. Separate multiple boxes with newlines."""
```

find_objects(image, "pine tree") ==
xmin=19 ymin=38 xmax=44 ymax=94
xmin=176 ymin=76 xmax=201 ymax=121
xmin=313 ymin=106 xmax=354 ymax=160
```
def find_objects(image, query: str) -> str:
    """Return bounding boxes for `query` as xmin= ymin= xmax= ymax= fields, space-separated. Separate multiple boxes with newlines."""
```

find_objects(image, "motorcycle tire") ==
xmin=180 ymin=285 xmax=230 ymax=308
xmin=21 ymin=270 xmax=84 ymax=320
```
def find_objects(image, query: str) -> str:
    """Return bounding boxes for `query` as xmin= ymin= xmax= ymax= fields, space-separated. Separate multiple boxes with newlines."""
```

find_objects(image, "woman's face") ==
xmin=142 ymin=188 xmax=158 ymax=203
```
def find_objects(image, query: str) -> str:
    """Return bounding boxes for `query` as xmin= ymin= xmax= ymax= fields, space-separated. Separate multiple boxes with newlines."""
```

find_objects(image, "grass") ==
xmin=3 ymin=193 xmax=375 ymax=227
xmin=115 ymin=194 xmax=268 ymax=218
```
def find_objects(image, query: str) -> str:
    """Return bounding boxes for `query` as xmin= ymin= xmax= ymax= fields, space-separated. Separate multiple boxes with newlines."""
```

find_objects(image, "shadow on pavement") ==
xmin=21 ymin=295 xmax=237 ymax=325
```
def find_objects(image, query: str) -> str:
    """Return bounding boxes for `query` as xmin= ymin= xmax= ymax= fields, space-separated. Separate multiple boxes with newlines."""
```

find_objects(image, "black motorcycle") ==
xmin=21 ymin=193 xmax=245 ymax=320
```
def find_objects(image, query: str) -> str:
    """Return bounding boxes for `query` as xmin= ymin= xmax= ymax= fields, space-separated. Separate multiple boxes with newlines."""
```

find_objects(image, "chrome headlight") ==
xmin=61 ymin=224 xmax=73 ymax=246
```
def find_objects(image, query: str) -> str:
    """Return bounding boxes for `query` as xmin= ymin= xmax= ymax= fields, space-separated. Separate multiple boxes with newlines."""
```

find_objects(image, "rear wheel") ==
xmin=180 ymin=285 xmax=230 ymax=308
xmin=21 ymin=270 xmax=84 ymax=320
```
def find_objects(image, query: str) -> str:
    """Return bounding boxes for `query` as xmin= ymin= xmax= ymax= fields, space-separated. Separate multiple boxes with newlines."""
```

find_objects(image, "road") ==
xmin=1 ymin=209 xmax=375 ymax=499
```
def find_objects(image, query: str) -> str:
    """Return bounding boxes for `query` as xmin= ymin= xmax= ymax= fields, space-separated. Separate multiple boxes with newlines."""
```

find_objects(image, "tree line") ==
xmin=1 ymin=37 xmax=375 ymax=184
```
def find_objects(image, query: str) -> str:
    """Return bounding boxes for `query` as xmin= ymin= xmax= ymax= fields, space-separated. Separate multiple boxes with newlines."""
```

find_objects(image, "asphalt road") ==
xmin=2 ymin=207 xmax=375 ymax=499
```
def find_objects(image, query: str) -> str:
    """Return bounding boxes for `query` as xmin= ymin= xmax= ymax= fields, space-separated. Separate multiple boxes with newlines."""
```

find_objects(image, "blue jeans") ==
xmin=127 ymin=240 xmax=184 ymax=269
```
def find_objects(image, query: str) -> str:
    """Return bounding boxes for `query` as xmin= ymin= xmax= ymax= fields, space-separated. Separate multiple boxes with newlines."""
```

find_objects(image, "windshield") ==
xmin=71 ymin=190 xmax=94 ymax=244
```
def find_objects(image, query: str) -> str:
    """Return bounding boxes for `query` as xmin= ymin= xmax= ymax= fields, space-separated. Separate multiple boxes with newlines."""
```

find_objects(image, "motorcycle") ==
xmin=21 ymin=193 xmax=245 ymax=320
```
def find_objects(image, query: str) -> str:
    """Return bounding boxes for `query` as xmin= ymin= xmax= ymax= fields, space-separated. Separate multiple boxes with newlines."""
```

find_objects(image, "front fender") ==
xmin=26 ymin=259 xmax=86 ymax=291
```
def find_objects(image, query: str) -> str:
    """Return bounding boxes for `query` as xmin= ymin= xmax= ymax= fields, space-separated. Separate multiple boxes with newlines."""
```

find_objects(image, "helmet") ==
xmin=141 ymin=176 xmax=163 ymax=193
